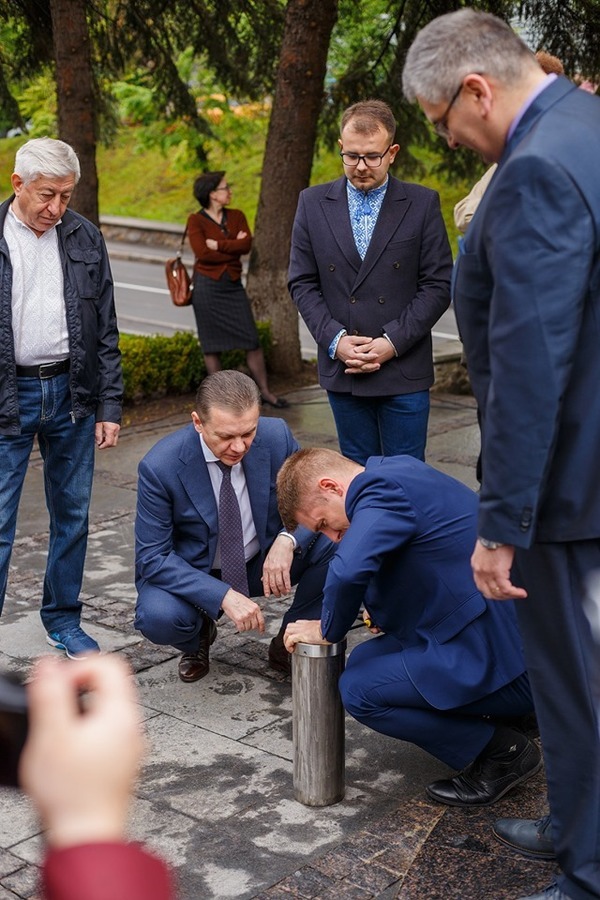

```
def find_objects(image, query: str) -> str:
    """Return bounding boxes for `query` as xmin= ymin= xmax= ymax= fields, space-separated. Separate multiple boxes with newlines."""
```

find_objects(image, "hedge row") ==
xmin=119 ymin=322 xmax=272 ymax=403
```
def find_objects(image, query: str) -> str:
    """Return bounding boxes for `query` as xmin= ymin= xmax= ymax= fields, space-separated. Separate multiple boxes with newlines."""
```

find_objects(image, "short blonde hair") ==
xmin=277 ymin=447 xmax=355 ymax=531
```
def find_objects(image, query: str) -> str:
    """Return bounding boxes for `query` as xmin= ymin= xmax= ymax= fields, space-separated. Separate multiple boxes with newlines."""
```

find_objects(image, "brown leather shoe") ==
xmin=178 ymin=616 xmax=217 ymax=683
xmin=268 ymin=630 xmax=291 ymax=675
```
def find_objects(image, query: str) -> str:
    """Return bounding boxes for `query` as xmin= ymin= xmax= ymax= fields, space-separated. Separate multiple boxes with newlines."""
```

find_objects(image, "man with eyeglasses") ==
xmin=288 ymin=99 xmax=452 ymax=465
xmin=404 ymin=10 xmax=600 ymax=900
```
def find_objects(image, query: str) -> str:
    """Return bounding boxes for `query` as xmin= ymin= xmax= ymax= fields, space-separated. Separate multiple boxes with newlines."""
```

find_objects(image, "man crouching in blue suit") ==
xmin=134 ymin=372 xmax=335 ymax=681
xmin=279 ymin=448 xmax=539 ymax=807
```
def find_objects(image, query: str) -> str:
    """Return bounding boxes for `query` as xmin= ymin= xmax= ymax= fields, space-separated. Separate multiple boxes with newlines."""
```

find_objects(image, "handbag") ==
xmin=165 ymin=225 xmax=192 ymax=307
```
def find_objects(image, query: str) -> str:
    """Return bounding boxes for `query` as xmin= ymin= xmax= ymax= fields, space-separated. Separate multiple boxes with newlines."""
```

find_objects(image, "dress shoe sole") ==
xmin=426 ymin=756 xmax=542 ymax=807
xmin=491 ymin=825 xmax=556 ymax=860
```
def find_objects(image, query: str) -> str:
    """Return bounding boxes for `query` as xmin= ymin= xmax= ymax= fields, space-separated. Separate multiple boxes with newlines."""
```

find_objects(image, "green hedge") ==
xmin=120 ymin=322 xmax=272 ymax=403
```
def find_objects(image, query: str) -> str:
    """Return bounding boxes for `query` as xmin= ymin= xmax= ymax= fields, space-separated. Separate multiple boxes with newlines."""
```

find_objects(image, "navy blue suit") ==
xmin=322 ymin=456 xmax=532 ymax=769
xmin=454 ymin=77 xmax=600 ymax=899
xmin=135 ymin=418 xmax=334 ymax=652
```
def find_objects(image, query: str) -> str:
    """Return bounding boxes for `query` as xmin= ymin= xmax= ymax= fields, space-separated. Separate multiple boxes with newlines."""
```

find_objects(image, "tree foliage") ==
xmin=2 ymin=0 xmax=598 ymax=172
xmin=322 ymin=0 xmax=600 ymax=179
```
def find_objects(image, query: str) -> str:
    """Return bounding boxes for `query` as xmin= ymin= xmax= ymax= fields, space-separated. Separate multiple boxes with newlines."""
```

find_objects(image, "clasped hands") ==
xmin=336 ymin=334 xmax=395 ymax=375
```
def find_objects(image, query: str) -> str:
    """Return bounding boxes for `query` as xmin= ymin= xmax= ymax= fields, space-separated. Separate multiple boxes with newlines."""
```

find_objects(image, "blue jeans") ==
xmin=327 ymin=390 xmax=430 ymax=465
xmin=0 ymin=373 xmax=95 ymax=630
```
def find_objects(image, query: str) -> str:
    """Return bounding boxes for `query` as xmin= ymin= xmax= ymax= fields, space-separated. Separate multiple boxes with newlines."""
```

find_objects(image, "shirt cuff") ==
xmin=278 ymin=530 xmax=297 ymax=549
xmin=328 ymin=329 xmax=347 ymax=360
xmin=382 ymin=332 xmax=398 ymax=357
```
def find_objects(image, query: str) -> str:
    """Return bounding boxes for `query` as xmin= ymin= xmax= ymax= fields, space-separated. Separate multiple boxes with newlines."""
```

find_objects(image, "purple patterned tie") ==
xmin=216 ymin=462 xmax=249 ymax=596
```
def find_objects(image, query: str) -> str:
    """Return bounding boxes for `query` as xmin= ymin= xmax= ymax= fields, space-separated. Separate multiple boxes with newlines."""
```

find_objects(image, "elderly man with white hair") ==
xmin=0 ymin=138 xmax=122 ymax=659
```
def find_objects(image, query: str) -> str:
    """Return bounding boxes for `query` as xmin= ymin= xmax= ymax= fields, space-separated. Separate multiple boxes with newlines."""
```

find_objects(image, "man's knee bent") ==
xmin=135 ymin=586 xmax=200 ymax=647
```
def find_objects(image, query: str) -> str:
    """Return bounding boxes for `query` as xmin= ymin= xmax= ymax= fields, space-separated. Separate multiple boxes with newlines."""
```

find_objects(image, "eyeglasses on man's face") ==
xmin=214 ymin=184 xmax=233 ymax=192
xmin=432 ymin=82 xmax=464 ymax=138
xmin=339 ymin=145 xmax=392 ymax=168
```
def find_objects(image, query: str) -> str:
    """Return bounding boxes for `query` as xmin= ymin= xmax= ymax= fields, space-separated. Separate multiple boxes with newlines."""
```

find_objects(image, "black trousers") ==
xmin=513 ymin=540 xmax=600 ymax=900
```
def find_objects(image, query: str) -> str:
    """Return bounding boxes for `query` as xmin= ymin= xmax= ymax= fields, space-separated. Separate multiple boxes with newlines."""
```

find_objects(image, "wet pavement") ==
xmin=0 ymin=256 xmax=556 ymax=899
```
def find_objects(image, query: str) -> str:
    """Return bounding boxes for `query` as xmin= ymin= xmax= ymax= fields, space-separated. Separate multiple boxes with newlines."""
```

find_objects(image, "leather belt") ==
xmin=15 ymin=359 xmax=70 ymax=379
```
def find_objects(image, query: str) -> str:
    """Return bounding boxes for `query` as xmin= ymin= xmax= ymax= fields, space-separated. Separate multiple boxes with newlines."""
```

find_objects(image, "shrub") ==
xmin=120 ymin=322 xmax=272 ymax=403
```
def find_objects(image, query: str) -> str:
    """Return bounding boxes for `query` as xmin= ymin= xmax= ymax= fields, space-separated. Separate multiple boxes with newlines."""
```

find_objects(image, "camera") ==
xmin=0 ymin=672 xmax=28 ymax=787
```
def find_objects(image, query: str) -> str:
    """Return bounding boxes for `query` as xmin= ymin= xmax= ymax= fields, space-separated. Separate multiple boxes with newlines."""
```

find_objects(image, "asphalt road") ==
xmin=109 ymin=252 xmax=461 ymax=360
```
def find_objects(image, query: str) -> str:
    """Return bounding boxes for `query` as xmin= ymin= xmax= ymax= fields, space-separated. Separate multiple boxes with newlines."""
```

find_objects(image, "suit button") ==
xmin=378 ymin=296 xmax=385 ymax=304
xmin=349 ymin=296 xmax=356 ymax=303
xmin=393 ymin=262 xmax=400 ymax=269
xmin=329 ymin=264 xmax=336 ymax=271
xmin=352 ymin=330 xmax=359 ymax=335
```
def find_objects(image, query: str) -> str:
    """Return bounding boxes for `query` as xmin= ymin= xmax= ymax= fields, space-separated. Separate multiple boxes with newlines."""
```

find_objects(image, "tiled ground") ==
xmin=0 ymin=389 xmax=555 ymax=899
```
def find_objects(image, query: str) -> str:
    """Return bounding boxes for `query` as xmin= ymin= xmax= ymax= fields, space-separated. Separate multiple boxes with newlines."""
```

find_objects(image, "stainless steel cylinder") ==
xmin=292 ymin=639 xmax=346 ymax=806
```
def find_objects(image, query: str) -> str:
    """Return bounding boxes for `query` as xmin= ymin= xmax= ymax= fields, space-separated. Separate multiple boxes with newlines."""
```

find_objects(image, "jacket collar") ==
xmin=321 ymin=175 xmax=410 ymax=287
xmin=177 ymin=420 xmax=275 ymax=549
xmin=502 ymin=75 xmax=578 ymax=163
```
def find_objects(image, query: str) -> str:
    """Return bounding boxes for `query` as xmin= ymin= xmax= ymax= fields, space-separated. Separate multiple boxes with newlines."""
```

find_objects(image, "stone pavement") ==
xmin=0 ymin=385 xmax=557 ymax=900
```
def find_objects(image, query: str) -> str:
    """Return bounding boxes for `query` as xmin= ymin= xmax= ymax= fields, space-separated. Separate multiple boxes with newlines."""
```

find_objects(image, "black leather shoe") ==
xmin=493 ymin=814 xmax=555 ymax=860
xmin=178 ymin=616 xmax=217 ymax=683
xmin=426 ymin=730 xmax=542 ymax=806
xmin=268 ymin=631 xmax=291 ymax=675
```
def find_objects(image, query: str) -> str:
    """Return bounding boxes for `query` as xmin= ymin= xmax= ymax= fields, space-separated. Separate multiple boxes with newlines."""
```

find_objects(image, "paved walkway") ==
xmin=0 ymin=382 xmax=556 ymax=899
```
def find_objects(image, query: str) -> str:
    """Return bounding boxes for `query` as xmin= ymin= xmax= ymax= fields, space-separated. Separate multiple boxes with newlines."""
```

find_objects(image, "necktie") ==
xmin=216 ymin=461 xmax=249 ymax=596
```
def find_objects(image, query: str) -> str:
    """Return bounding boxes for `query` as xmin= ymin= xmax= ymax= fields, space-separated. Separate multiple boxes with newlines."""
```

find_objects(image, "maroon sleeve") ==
xmin=43 ymin=842 xmax=174 ymax=900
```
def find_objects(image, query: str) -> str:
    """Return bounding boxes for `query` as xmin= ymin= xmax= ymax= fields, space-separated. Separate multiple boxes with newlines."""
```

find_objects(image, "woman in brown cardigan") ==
xmin=187 ymin=171 xmax=288 ymax=408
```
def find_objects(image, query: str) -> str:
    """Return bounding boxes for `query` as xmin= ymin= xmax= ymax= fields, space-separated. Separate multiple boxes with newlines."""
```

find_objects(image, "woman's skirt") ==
xmin=191 ymin=271 xmax=259 ymax=353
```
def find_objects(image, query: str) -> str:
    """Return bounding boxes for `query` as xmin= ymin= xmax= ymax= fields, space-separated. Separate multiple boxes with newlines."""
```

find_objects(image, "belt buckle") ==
xmin=39 ymin=362 xmax=56 ymax=379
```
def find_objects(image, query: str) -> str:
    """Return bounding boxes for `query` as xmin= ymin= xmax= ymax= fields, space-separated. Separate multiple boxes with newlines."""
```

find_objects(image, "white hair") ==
xmin=14 ymin=137 xmax=81 ymax=185
xmin=402 ymin=9 xmax=537 ymax=105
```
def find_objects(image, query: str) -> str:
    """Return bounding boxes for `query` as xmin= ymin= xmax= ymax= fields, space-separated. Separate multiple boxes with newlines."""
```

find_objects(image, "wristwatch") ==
xmin=478 ymin=537 xmax=506 ymax=550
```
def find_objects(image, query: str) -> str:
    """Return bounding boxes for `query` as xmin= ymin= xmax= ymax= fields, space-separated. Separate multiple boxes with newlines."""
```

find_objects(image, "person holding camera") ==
xmin=19 ymin=655 xmax=173 ymax=900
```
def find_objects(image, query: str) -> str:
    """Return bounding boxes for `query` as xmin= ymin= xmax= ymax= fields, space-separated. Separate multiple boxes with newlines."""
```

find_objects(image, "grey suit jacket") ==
xmin=288 ymin=174 xmax=452 ymax=396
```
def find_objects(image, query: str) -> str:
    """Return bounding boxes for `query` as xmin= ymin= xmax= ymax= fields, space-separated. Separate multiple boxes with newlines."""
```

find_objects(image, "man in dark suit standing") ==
xmin=278 ymin=448 xmax=539 ymax=806
xmin=288 ymin=100 xmax=452 ymax=465
xmin=404 ymin=10 xmax=600 ymax=900
xmin=134 ymin=371 xmax=334 ymax=680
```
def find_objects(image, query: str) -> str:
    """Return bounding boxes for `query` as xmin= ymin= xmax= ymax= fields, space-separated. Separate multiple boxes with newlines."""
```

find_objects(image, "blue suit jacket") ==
xmin=453 ymin=77 xmax=600 ymax=547
xmin=322 ymin=456 xmax=526 ymax=709
xmin=135 ymin=417 xmax=316 ymax=620
xmin=288 ymin=175 xmax=452 ymax=396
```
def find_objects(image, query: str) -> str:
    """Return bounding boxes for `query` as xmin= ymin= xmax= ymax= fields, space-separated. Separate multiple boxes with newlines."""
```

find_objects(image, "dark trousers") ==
xmin=135 ymin=534 xmax=335 ymax=653
xmin=513 ymin=540 xmax=600 ymax=900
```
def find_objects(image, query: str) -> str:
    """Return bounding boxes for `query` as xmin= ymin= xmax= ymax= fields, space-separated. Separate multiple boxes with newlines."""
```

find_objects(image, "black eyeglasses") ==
xmin=432 ymin=83 xmax=464 ymax=138
xmin=339 ymin=145 xmax=392 ymax=168
xmin=213 ymin=184 xmax=233 ymax=192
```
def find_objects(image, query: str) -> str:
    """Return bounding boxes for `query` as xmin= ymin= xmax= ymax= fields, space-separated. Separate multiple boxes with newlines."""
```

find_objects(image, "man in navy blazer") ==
xmin=279 ymin=449 xmax=539 ymax=807
xmin=404 ymin=10 xmax=600 ymax=899
xmin=134 ymin=371 xmax=334 ymax=681
xmin=288 ymin=100 xmax=452 ymax=465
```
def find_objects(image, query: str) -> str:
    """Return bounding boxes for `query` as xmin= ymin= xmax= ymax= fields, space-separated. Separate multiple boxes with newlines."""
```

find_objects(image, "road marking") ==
xmin=114 ymin=281 xmax=170 ymax=295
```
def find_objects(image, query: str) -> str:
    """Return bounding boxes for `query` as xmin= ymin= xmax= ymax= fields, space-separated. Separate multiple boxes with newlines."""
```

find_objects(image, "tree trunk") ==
xmin=247 ymin=0 xmax=338 ymax=376
xmin=50 ymin=0 xmax=99 ymax=225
